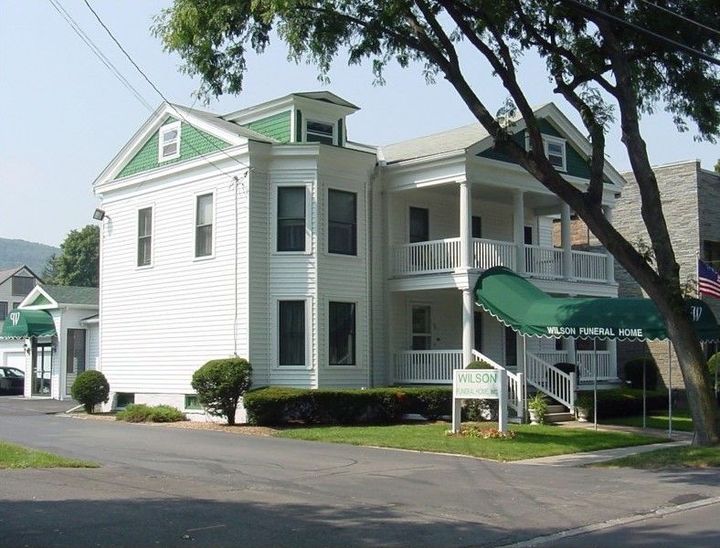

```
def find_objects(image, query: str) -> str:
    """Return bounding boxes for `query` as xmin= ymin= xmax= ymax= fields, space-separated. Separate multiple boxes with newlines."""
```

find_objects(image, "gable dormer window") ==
xmin=525 ymin=133 xmax=567 ymax=172
xmin=158 ymin=121 xmax=181 ymax=161
xmin=306 ymin=120 xmax=334 ymax=145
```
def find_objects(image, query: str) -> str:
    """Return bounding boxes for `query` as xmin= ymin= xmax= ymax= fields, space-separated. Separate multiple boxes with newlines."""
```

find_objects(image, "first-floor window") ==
xmin=329 ymin=302 xmax=356 ymax=365
xmin=279 ymin=300 xmax=306 ymax=366
xmin=66 ymin=329 xmax=86 ymax=374
xmin=0 ymin=302 xmax=7 ymax=321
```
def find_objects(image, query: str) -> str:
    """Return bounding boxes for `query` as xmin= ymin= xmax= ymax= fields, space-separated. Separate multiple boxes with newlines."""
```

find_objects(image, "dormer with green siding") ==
xmin=226 ymin=91 xmax=359 ymax=148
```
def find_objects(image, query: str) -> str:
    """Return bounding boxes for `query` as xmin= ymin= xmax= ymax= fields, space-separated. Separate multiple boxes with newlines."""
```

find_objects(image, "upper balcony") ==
xmin=391 ymin=237 xmax=610 ymax=283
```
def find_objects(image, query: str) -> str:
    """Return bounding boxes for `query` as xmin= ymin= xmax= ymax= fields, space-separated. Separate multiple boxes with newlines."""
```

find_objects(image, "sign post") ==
xmin=451 ymin=368 xmax=507 ymax=434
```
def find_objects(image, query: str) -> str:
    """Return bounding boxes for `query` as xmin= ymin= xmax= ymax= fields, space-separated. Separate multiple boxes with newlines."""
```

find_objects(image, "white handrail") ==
xmin=525 ymin=351 xmax=575 ymax=411
xmin=393 ymin=350 xmax=464 ymax=384
xmin=472 ymin=349 xmax=523 ymax=417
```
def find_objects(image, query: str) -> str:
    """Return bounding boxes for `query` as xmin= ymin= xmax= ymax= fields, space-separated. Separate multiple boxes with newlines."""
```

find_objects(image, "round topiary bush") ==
xmin=708 ymin=352 xmax=720 ymax=383
xmin=191 ymin=357 xmax=252 ymax=425
xmin=71 ymin=370 xmax=110 ymax=413
xmin=623 ymin=357 xmax=659 ymax=390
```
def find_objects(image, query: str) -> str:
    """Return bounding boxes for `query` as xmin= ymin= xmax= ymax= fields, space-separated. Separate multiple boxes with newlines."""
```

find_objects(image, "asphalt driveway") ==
xmin=1 ymin=407 xmax=719 ymax=546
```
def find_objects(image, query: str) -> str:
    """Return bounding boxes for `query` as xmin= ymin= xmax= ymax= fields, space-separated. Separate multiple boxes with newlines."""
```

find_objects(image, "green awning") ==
xmin=474 ymin=267 xmax=720 ymax=341
xmin=0 ymin=309 xmax=56 ymax=339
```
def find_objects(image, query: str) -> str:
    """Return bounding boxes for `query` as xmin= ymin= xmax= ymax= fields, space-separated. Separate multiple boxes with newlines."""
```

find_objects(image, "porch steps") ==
xmin=544 ymin=403 xmax=573 ymax=423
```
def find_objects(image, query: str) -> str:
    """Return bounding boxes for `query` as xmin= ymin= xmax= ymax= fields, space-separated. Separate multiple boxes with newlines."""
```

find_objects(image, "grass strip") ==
xmin=275 ymin=422 xmax=661 ymax=461
xmin=0 ymin=441 xmax=98 ymax=469
xmin=602 ymin=411 xmax=694 ymax=432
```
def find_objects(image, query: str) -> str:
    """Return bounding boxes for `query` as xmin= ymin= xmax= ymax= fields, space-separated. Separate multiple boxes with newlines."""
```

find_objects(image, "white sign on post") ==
xmin=451 ymin=368 xmax=508 ymax=434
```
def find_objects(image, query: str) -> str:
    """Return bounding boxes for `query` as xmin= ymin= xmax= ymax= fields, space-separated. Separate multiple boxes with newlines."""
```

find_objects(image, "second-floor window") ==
xmin=11 ymin=276 xmax=35 ymax=296
xmin=328 ymin=189 xmax=357 ymax=255
xmin=195 ymin=193 xmax=214 ymax=258
xmin=158 ymin=121 xmax=181 ymax=161
xmin=277 ymin=187 xmax=306 ymax=252
xmin=137 ymin=207 xmax=152 ymax=267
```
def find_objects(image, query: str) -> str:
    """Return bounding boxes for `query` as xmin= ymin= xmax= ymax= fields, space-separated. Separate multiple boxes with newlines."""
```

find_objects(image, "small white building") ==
xmin=92 ymin=91 xmax=624 ymax=415
xmin=0 ymin=266 xmax=42 ymax=378
xmin=0 ymin=285 xmax=99 ymax=399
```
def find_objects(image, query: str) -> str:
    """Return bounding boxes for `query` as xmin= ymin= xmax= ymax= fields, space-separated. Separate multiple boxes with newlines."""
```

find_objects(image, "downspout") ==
xmin=366 ymin=175 xmax=373 ymax=388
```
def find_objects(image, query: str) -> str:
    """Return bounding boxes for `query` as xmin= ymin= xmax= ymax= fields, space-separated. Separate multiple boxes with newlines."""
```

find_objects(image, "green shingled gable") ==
xmin=246 ymin=111 xmax=291 ymax=143
xmin=479 ymin=119 xmax=594 ymax=180
xmin=116 ymin=117 xmax=231 ymax=179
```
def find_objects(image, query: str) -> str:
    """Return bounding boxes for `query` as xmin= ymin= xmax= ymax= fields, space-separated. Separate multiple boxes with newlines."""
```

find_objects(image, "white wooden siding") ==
xmin=99 ymin=167 xmax=250 ymax=395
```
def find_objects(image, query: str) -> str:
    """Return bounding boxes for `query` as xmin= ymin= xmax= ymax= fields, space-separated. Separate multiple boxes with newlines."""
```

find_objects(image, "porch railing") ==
xmin=472 ymin=349 xmax=524 ymax=418
xmin=524 ymin=244 xmax=564 ymax=280
xmin=393 ymin=350 xmax=464 ymax=384
xmin=576 ymin=351 xmax=615 ymax=381
xmin=572 ymin=250 xmax=608 ymax=283
xmin=473 ymin=238 xmax=516 ymax=270
xmin=391 ymin=238 xmax=609 ymax=283
xmin=525 ymin=352 xmax=576 ymax=411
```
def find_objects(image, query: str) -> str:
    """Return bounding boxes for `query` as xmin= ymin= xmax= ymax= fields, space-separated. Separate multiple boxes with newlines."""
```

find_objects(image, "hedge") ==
xmin=116 ymin=404 xmax=186 ymax=423
xmin=244 ymin=387 xmax=458 ymax=426
xmin=575 ymin=387 xmax=666 ymax=419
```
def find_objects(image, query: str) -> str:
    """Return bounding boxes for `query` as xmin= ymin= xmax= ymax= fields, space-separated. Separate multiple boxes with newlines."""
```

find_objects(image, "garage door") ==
xmin=4 ymin=352 xmax=25 ymax=369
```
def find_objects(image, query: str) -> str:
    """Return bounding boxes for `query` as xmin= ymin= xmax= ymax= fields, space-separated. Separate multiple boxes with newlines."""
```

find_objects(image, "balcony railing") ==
xmin=528 ymin=350 xmax=615 ymax=381
xmin=391 ymin=238 xmax=609 ymax=283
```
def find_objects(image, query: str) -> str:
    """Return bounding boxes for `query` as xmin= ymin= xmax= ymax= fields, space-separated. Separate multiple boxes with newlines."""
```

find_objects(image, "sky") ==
xmin=1 ymin=1 xmax=717 ymax=247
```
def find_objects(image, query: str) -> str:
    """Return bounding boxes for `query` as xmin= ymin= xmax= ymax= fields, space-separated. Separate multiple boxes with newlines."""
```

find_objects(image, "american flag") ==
xmin=698 ymin=259 xmax=720 ymax=299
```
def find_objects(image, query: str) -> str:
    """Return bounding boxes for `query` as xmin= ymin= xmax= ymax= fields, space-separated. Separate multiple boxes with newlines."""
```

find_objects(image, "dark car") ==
xmin=0 ymin=367 xmax=24 ymax=395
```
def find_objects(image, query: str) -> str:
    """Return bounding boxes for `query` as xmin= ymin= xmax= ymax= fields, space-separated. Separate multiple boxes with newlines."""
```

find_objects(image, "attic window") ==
xmin=306 ymin=120 xmax=334 ymax=145
xmin=525 ymin=133 xmax=567 ymax=172
xmin=158 ymin=121 xmax=181 ymax=161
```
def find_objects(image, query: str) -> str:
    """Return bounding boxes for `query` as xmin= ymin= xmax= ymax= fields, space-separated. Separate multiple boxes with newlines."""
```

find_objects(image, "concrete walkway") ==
xmin=513 ymin=440 xmax=689 ymax=466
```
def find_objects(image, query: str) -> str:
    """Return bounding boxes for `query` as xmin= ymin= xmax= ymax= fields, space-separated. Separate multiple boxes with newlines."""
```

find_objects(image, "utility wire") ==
xmin=47 ymin=0 xmax=153 ymax=111
xmin=82 ymin=0 xmax=252 ymax=172
xmin=560 ymin=0 xmax=720 ymax=66
xmin=637 ymin=0 xmax=720 ymax=38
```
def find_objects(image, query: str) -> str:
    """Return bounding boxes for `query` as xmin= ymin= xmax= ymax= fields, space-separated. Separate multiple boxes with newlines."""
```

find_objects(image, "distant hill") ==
xmin=0 ymin=238 xmax=59 ymax=277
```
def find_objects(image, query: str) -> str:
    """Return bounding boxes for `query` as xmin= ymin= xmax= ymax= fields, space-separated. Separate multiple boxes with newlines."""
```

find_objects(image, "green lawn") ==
xmin=602 ymin=411 xmax=694 ymax=432
xmin=0 ymin=441 xmax=98 ymax=469
xmin=600 ymin=445 xmax=720 ymax=469
xmin=276 ymin=422 xmax=662 ymax=461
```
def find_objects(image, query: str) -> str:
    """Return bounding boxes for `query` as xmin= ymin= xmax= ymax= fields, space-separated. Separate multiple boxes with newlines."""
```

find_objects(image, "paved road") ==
xmin=1 ymin=400 xmax=719 ymax=547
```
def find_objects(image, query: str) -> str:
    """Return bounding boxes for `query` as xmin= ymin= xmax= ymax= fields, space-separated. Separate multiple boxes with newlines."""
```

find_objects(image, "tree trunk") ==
xmin=226 ymin=403 xmax=237 ymax=426
xmin=663 ymin=306 xmax=720 ymax=446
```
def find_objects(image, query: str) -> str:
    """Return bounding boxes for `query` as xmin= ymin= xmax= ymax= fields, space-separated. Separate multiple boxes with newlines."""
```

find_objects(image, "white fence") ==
xmin=473 ymin=238 xmax=516 ymax=270
xmin=524 ymin=244 xmax=564 ymax=279
xmin=576 ymin=351 xmax=615 ymax=380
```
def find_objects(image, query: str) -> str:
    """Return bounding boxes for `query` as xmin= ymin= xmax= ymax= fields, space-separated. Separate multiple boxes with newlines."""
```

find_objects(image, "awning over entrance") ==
xmin=0 ymin=309 xmax=56 ymax=339
xmin=474 ymin=267 xmax=720 ymax=341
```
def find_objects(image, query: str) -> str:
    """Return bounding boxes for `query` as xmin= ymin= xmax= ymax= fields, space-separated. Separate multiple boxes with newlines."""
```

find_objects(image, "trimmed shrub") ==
xmin=116 ymin=404 xmax=154 ymax=422
xmin=149 ymin=404 xmax=186 ymax=422
xmin=71 ymin=370 xmax=110 ymax=413
xmin=466 ymin=360 xmax=494 ymax=369
xmin=192 ymin=358 xmax=252 ymax=425
xmin=463 ymin=399 xmax=499 ymax=422
xmin=624 ymin=358 xmax=659 ymax=390
xmin=244 ymin=387 xmax=405 ymax=426
xmin=575 ymin=387 xmax=665 ymax=420
xmin=116 ymin=404 xmax=186 ymax=423
xmin=708 ymin=352 xmax=720 ymax=382
xmin=401 ymin=387 xmax=452 ymax=420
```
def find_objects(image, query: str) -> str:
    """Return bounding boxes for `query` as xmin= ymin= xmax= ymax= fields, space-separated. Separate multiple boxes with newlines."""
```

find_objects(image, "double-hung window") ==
xmin=137 ymin=207 xmax=152 ymax=267
xmin=544 ymin=137 xmax=566 ymax=171
xmin=278 ymin=300 xmax=306 ymax=366
xmin=306 ymin=121 xmax=334 ymax=145
xmin=195 ymin=193 xmax=214 ymax=258
xmin=329 ymin=302 xmax=356 ymax=365
xmin=158 ymin=121 xmax=181 ymax=161
xmin=328 ymin=189 xmax=357 ymax=255
xmin=11 ymin=276 xmax=34 ymax=296
xmin=277 ymin=187 xmax=306 ymax=252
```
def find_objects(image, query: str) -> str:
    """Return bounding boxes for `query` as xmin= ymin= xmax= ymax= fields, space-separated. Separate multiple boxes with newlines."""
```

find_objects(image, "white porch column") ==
xmin=563 ymin=336 xmax=576 ymax=365
xmin=462 ymin=288 xmax=475 ymax=367
xmin=608 ymin=339 xmax=618 ymax=378
xmin=513 ymin=190 xmax=525 ymax=275
xmin=604 ymin=206 xmax=616 ymax=283
xmin=459 ymin=181 xmax=473 ymax=270
xmin=561 ymin=203 xmax=574 ymax=280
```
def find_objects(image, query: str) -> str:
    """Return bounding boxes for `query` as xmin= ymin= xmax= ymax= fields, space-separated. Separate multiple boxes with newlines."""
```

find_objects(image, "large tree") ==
xmin=44 ymin=225 xmax=99 ymax=287
xmin=156 ymin=0 xmax=720 ymax=444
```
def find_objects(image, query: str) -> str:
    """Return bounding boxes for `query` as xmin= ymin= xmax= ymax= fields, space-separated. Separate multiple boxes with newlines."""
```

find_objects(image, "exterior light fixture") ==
xmin=93 ymin=208 xmax=106 ymax=221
